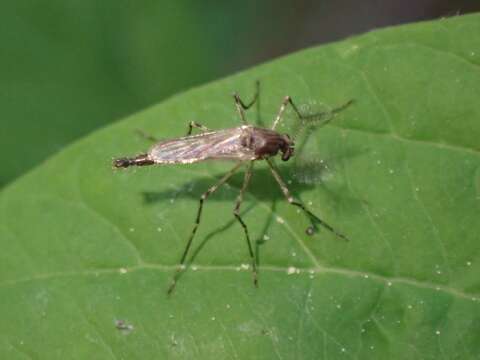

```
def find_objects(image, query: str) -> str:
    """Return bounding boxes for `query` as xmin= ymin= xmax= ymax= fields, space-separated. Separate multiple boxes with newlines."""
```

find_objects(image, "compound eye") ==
xmin=281 ymin=147 xmax=293 ymax=161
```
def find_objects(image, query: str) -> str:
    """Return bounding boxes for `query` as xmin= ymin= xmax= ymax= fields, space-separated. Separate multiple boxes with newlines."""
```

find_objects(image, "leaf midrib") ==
xmin=0 ymin=263 xmax=476 ymax=302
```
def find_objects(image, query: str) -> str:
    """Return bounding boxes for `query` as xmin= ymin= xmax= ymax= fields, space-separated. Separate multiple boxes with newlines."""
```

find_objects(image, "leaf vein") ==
xmin=0 ymin=264 xmax=477 ymax=301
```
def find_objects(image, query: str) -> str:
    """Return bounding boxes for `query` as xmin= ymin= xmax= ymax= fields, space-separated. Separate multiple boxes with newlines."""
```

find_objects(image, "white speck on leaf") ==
xmin=115 ymin=319 xmax=134 ymax=334
xmin=287 ymin=266 xmax=297 ymax=275
xmin=240 ymin=263 xmax=250 ymax=270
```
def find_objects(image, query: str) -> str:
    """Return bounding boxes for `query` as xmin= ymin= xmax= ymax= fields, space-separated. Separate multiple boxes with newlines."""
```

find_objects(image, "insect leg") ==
xmin=233 ymin=80 xmax=260 ymax=124
xmin=167 ymin=162 xmax=245 ymax=295
xmin=233 ymin=161 xmax=258 ymax=287
xmin=271 ymin=97 xmax=353 ymax=130
xmin=135 ymin=129 xmax=159 ymax=143
xmin=271 ymin=96 xmax=291 ymax=130
xmin=265 ymin=158 xmax=348 ymax=241
xmin=186 ymin=121 xmax=210 ymax=136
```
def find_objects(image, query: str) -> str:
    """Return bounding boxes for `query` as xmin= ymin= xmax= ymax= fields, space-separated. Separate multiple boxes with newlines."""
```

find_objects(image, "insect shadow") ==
xmin=142 ymin=164 xmax=317 ymax=204
xmin=140 ymin=165 xmax=309 ymax=289
xmin=141 ymin=164 xmax=314 ymax=249
xmin=139 ymin=145 xmax=363 ymax=285
xmin=114 ymin=80 xmax=355 ymax=294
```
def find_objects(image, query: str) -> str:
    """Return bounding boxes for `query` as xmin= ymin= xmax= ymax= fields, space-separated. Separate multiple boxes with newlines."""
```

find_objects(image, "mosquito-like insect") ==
xmin=113 ymin=82 xmax=352 ymax=294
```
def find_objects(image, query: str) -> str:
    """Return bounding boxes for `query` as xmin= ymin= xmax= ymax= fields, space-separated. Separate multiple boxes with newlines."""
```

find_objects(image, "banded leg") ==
xmin=271 ymin=96 xmax=353 ymax=130
xmin=233 ymin=161 xmax=257 ymax=287
xmin=167 ymin=162 xmax=245 ymax=294
xmin=233 ymin=80 xmax=260 ymax=124
xmin=186 ymin=121 xmax=210 ymax=136
xmin=265 ymin=158 xmax=348 ymax=240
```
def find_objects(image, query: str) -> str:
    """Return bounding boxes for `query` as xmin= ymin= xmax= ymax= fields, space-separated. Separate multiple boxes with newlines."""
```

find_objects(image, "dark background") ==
xmin=1 ymin=0 xmax=479 ymax=188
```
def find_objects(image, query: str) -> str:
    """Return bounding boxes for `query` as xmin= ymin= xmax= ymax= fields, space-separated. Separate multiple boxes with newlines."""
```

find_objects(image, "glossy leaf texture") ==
xmin=1 ymin=14 xmax=480 ymax=359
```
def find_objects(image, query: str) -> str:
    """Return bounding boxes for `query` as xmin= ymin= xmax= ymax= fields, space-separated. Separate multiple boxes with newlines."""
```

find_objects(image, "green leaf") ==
xmin=1 ymin=14 xmax=480 ymax=359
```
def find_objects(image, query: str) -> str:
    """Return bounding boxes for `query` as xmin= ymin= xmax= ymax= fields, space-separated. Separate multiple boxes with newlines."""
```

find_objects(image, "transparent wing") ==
xmin=148 ymin=128 xmax=255 ymax=164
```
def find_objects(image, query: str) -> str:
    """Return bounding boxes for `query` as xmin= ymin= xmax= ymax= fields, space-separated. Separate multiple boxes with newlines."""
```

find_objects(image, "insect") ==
xmin=113 ymin=82 xmax=352 ymax=294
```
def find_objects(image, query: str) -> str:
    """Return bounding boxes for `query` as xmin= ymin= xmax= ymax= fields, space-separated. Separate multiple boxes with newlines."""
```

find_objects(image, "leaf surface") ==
xmin=1 ymin=14 xmax=480 ymax=359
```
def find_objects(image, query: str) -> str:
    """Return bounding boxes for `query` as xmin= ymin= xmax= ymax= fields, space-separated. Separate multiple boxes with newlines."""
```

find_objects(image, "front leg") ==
xmin=265 ymin=158 xmax=348 ymax=240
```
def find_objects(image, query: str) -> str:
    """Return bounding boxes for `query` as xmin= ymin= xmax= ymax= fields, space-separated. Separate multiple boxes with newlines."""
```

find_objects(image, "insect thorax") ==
xmin=242 ymin=126 xmax=293 ymax=161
